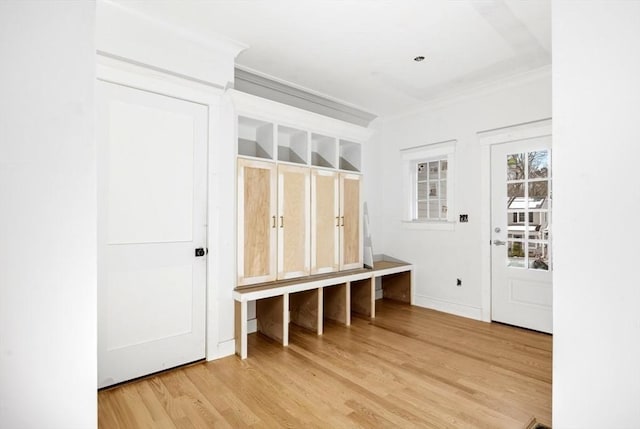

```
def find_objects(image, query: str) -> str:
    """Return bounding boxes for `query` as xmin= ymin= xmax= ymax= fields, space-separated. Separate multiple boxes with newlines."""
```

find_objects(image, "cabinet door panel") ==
xmin=238 ymin=159 xmax=277 ymax=285
xmin=340 ymin=173 xmax=362 ymax=270
xmin=311 ymin=169 xmax=339 ymax=274
xmin=278 ymin=165 xmax=310 ymax=279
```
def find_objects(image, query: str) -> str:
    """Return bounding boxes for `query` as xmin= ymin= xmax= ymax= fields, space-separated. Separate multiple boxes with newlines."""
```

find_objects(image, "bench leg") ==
xmin=234 ymin=300 xmax=247 ymax=359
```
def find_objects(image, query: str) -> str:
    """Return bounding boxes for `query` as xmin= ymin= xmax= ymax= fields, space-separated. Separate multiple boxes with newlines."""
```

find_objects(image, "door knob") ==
xmin=195 ymin=248 xmax=207 ymax=257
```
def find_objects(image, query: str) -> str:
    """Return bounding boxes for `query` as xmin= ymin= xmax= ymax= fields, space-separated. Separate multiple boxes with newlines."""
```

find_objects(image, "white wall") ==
xmin=553 ymin=2 xmax=640 ymax=427
xmin=0 ymin=2 xmax=97 ymax=428
xmin=370 ymin=71 xmax=551 ymax=319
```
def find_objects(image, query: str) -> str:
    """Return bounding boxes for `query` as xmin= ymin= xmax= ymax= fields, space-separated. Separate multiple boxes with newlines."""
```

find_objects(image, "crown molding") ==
xmin=384 ymin=65 xmax=552 ymax=122
xmin=97 ymin=0 xmax=246 ymax=89
xmin=234 ymin=67 xmax=377 ymax=127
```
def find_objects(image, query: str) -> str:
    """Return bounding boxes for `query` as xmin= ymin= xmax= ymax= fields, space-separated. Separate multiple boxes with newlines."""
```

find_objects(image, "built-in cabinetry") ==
xmin=234 ymin=91 xmax=370 ymax=287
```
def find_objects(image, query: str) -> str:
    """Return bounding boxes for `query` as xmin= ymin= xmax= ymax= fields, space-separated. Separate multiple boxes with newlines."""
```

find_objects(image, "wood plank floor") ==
xmin=98 ymin=300 xmax=552 ymax=428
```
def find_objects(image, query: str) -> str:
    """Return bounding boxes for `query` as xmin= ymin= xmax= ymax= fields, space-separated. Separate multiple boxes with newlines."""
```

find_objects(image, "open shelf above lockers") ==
xmin=311 ymin=133 xmax=337 ymax=168
xmin=339 ymin=140 xmax=361 ymax=172
xmin=277 ymin=125 xmax=308 ymax=164
xmin=234 ymin=90 xmax=371 ymax=170
xmin=238 ymin=116 xmax=274 ymax=160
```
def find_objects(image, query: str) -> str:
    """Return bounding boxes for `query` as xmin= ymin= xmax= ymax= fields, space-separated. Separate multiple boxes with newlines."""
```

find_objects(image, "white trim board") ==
xmin=477 ymin=117 xmax=552 ymax=322
xmin=413 ymin=294 xmax=483 ymax=321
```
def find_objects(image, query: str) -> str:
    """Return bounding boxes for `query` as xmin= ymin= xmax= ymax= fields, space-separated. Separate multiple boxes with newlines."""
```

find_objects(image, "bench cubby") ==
xmin=234 ymin=257 xmax=413 ymax=359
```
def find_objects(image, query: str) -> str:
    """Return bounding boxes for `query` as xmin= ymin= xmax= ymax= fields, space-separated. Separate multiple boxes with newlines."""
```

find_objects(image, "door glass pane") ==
xmin=504 ymin=150 xmax=551 ymax=270
xmin=508 ymin=183 xmax=524 ymax=198
xmin=529 ymin=181 xmax=548 ymax=199
xmin=508 ymin=241 xmax=525 ymax=268
xmin=529 ymin=242 xmax=549 ymax=270
xmin=507 ymin=153 xmax=525 ymax=180
xmin=529 ymin=151 xmax=549 ymax=178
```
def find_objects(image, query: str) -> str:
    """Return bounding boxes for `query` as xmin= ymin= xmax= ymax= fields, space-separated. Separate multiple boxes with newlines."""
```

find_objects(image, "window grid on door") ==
xmin=506 ymin=150 xmax=551 ymax=271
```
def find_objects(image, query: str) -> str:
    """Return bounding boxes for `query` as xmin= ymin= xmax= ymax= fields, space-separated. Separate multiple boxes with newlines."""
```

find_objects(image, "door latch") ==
xmin=195 ymin=248 xmax=207 ymax=257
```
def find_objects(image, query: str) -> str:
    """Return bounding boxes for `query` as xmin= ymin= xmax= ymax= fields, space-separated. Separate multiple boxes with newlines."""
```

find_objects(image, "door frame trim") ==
xmin=477 ymin=118 xmax=552 ymax=322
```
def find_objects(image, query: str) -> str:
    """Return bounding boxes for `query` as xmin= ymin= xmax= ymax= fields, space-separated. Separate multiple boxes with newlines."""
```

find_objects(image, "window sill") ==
xmin=401 ymin=220 xmax=456 ymax=231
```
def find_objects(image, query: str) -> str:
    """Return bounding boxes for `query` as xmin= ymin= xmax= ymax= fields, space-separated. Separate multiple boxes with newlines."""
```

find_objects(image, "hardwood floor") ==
xmin=98 ymin=300 xmax=552 ymax=428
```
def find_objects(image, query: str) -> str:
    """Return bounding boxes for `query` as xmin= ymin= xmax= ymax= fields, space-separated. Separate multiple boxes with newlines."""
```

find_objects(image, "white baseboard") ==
xmin=413 ymin=294 xmax=483 ymax=321
xmin=206 ymin=338 xmax=235 ymax=361
xmin=247 ymin=317 xmax=257 ymax=334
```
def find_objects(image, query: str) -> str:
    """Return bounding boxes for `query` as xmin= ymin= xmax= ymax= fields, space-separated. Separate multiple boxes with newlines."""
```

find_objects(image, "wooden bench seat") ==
xmin=234 ymin=256 xmax=413 ymax=358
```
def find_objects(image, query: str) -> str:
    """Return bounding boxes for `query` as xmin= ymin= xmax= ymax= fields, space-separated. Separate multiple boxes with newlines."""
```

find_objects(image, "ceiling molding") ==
xmin=234 ymin=68 xmax=377 ymax=127
xmin=383 ymin=65 xmax=552 ymax=122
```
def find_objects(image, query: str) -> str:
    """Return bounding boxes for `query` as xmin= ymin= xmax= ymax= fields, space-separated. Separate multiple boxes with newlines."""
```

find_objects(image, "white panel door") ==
xmin=491 ymin=137 xmax=552 ymax=333
xmin=97 ymin=80 xmax=208 ymax=388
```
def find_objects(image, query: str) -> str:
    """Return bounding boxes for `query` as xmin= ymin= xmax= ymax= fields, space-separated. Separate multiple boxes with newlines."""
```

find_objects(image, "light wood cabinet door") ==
xmin=339 ymin=173 xmax=363 ymax=270
xmin=311 ymin=169 xmax=340 ymax=274
xmin=237 ymin=159 xmax=277 ymax=286
xmin=277 ymin=164 xmax=310 ymax=279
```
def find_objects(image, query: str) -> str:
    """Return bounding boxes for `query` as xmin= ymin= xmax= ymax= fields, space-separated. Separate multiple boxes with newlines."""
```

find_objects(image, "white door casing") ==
xmin=97 ymin=80 xmax=208 ymax=388
xmin=490 ymin=136 xmax=552 ymax=333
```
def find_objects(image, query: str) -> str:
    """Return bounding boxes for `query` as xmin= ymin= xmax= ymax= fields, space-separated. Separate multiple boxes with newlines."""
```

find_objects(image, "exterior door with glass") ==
xmin=491 ymin=137 xmax=552 ymax=333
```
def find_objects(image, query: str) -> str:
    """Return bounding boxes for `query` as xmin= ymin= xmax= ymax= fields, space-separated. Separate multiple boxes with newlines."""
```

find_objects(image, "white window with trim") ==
xmin=402 ymin=140 xmax=456 ymax=228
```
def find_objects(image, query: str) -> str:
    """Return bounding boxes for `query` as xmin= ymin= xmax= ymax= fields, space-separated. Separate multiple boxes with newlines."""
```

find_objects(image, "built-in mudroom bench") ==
xmin=234 ymin=256 xmax=413 ymax=359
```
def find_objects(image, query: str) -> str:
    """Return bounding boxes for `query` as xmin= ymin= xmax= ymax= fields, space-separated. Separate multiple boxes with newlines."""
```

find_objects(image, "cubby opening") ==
xmin=311 ymin=133 xmax=337 ymax=168
xmin=238 ymin=116 xmax=274 ymax=159
xmin=277 ymin=125 xmax=308 ymax=164
xmin=339 ymin=140 xmax=362 ymax=172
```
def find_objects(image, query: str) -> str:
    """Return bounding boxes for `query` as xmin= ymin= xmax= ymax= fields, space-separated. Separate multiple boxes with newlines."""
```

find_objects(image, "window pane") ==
xmin=417 ymin=182 xmax=429 ymax=200
xmin=441 ymin=202 xmax=448 ymax=217
xmin=507 ymin=153 xmax=525 ymax=180
xmin=440 ymin=159 xmax=448 ymax=174
xmin=417 ymin=200 xmax=427 ymax=219
xmin=440 ymin=180 xmax=447 ymax=197
xmin=508 ymin=241 xmax=525 ymax=268
xmin=417 ymin=162 xmax=428 ymax=181
xmin=428 ymin=201 xmax=440 ymax=219
xmin=429 ymin=161 xmax=439 ymax=179
xmin=429 ymin=181 xmax=438 ymax=198
xmin=528 ymin=242 xmax=549 ymax=270
xmin=529 ymin=151 xmax=549 ymax=179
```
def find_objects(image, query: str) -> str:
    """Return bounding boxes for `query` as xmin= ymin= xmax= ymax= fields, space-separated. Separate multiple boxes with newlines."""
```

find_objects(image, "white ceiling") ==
xmin=112 ymin=0 xmax=551 ymax=117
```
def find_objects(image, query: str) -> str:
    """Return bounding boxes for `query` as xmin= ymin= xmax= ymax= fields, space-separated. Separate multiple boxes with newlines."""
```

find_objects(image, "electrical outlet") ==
xmin=456 ymin=278 xmax=462 ymax=286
